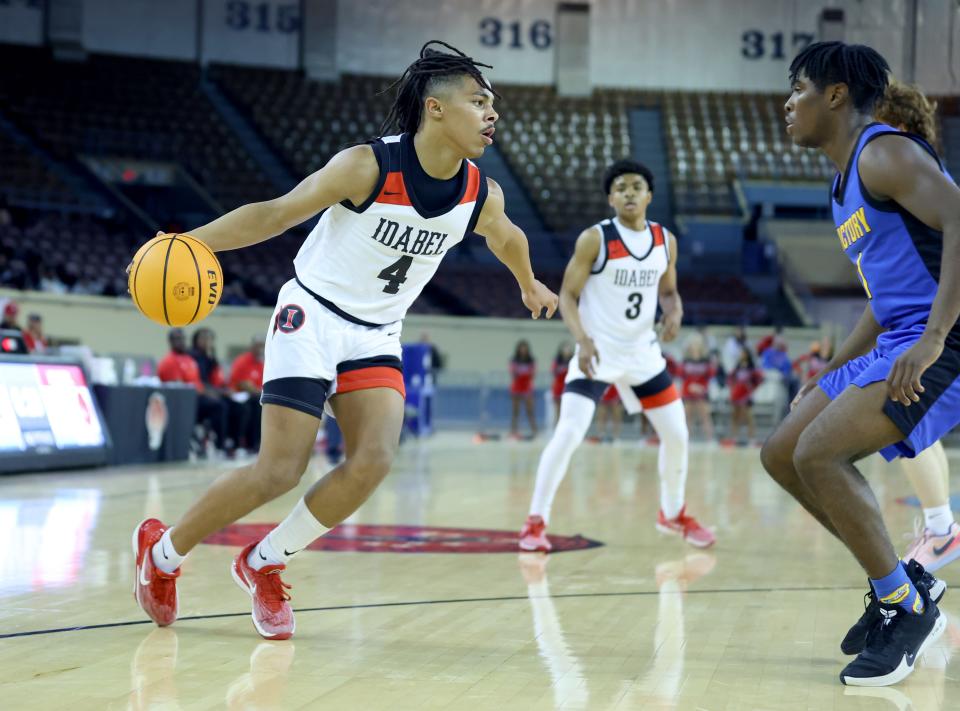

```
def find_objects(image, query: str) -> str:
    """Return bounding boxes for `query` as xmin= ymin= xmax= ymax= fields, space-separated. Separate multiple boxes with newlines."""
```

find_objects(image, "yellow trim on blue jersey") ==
xmin=856 ymin=251 xmax=873 ymax=299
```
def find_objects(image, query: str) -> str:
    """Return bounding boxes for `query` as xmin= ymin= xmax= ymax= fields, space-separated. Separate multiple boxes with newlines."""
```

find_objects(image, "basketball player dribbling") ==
xmin=762 ymin=41 xmax=960 ymax=686
xmin=519 ymin=159 xmax=715 ymax=553
xmin=132 ymin=41 xmax=558 ymax=640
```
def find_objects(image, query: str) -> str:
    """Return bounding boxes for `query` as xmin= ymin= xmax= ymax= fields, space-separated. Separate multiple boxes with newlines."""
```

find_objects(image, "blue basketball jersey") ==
xmin=831 ymin=122 xmax=955 ymax=348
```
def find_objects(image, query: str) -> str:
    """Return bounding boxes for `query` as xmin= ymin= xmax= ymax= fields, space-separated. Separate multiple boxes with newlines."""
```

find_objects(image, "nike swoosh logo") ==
xmin=258 ymin=549 xmax=268 ymax=560
xmin=933 ymin=536 xmax=956 ymax=556
xmin=161 ymin=539 xmax=169 ymax=560
xmin=139 ymin=558 xmax=151 ymax=587
xmin=284 ymin=548 xmax=302 ymax=556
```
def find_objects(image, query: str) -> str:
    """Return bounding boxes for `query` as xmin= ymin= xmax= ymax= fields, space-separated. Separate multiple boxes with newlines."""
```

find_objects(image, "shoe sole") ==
xmin=230 ymin=557 xmax=294 ymax=641
xmin=842 ymin=580 xmax=947 ymax=656
xmin=131 ymin=518 xmax=178 ymax=626
xmin=656 ymin=522 xmax=716 ymax=548
xmin=841 ymin=610 xmax=948 ymax=687
xmin=923 ymin=545 xmax=960 ymax=573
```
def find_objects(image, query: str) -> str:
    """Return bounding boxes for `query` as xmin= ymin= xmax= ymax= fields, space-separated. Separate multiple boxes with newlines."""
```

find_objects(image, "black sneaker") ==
xmin=840 ymin=560 xmax=946 ymax=656
xmin=839 ymin=584 xmax=945 ymax=686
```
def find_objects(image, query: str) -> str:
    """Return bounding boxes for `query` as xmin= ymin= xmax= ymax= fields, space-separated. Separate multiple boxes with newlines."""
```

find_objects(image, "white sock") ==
xmin=249 ymin=497 xmax=330 ymax=570
xmin=529 ymin=392 xmax=596 ymax=523
xmin=924 ymin=505 xmax=955 ymax=537
xmin=645 ymin=399 xmax=689 ymax=519
xmin=151 ymin=528 xmax=186 ymax=574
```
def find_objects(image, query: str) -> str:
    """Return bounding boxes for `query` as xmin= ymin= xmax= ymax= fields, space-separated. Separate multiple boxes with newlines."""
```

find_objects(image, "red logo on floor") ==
xmin=204 ymin=523 xmax=602 ymax=554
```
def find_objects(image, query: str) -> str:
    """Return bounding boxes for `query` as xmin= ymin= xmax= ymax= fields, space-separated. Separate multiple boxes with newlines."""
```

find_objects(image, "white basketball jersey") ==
xmin=293 ymin=134 xmax=487 ymax=325
xmin=578 ymin=218 xmax=670 ymax=350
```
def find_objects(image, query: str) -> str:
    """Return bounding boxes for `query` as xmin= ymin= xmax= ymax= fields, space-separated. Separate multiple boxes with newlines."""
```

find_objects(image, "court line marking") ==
xmin=0 ymin=584 xmax=866 ymax=640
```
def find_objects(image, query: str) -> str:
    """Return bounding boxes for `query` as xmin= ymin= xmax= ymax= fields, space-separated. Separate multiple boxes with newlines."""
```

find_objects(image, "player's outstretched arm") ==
xmin=189 ymin=145 xmax=380 ymax=252
xmin=860 ymin=135 xmax=960 ymax=405
xmin=559 ymin=227 xmax=601 ymax=377
xmin=657 ymin=231 xmax=683 ymax=342
xmin=474 ymin=178 xmax=558 ymax=319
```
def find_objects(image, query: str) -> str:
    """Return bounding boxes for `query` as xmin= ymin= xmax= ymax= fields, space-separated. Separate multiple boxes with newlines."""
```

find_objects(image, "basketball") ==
xmin=128 ymin=233 xmax=222 ymax=327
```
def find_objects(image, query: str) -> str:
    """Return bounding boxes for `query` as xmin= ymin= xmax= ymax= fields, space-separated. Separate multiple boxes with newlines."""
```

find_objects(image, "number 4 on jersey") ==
xmin=378 ymin=255 xmax=413 ymax=294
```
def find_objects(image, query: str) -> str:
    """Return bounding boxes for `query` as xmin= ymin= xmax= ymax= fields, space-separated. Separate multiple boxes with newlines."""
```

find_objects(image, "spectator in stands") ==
xmin=0 ymin=301 xmax=21 ymax=332
xmin=792 ymin=340 xmax=828 ymax=385
xmin=761 ymin=335 xmax=796 ymax=420
xmin=38 ymin=264 xmax=67 ymax=294
xmin=680 ymin=333 xmax=716 ymax=441
xmin=722 ymin=325 xmax=749 ymax=376
xmin=191 ymin=327 xmax=247 ymax=453
xmin=229 ymin=335 xmax=266 ymax=452
xmin=593 ymin=385 xmax=623 ymax=442
xmin=550 ymin=341 xmax=574 ymax=425
xmin=509 ymin=339 xmax=537 ymax=438
xmin=22 ymin=314 xmax=48 ymax=353
xmin=419 ymin=332 xmax=444 ymax=382
xmin=755 ymin=325 xmax=784 ymax=357
xmin=157 ymin=328 xmax=228 ymax=456
xmin=729 ymin=345 xmax=763 ymax=445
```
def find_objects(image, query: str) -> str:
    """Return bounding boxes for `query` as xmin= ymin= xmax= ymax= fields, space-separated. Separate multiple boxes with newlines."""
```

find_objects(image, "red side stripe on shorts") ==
xmin=458 ymin=163 xmax=481 ymax=205
xmin=640 ymin=382 xmax=679 ymax=409
xmin=337 ymin=366 xmax=406 ymax=398
xmin=376 ymin=172 xmax=412 ymax=206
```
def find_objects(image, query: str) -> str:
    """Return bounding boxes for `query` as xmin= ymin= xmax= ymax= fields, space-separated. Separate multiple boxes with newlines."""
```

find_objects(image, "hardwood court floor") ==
xmin=1 ymin=434 xmax=958 ymax=710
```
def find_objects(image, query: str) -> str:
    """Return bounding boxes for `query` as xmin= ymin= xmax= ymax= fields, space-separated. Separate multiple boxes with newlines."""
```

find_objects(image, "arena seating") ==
xmin=0 ymin=132 xmax=85 ymax=209
xmin=0 ymin=46 xmax=273 ymax=211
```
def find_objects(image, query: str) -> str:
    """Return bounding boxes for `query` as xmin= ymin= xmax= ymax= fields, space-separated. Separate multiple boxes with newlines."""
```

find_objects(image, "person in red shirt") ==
xmin=728 ymin=345 xmax=763 ymax=444
xmin=229 ymin=335 xmax=266 ymax=451
xmin=22 ymin=314 xmax=48 ymax=354
xmin=509 ymin=340 xmax=537 ymax=438
xmin=680 ymin=334 xmax=716 ymax=441
xmin=792 ymin=340 xmax=829 ymax=384
xmin=550 ymin=342 xmax=574 ymax=425
xmin=157 ymin=328 xmax=228 ymax=454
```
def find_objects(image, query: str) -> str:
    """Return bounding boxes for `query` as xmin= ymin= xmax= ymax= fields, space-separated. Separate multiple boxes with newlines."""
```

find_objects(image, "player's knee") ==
xmin=792 ymin=431 xmax=827 ymax=484
xmin=349 ymin=442 xmax=397 ymax=483
xmin=255 ymin=453 xmax=309 ymax=497
xmin=760 ymin=434 xmax=791 ymax=480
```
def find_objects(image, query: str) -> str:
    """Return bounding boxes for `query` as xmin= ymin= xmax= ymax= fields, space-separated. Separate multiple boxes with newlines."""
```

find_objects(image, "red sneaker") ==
xmin=232 ymin=542 xmax=295 ymax=640
xmin=132 ymin=518 xmax=180 ymax=626
xmin=656 ymin=507 xmax=716 ymax=548
xmin=519 ymin=515 xmax=552 ymax=552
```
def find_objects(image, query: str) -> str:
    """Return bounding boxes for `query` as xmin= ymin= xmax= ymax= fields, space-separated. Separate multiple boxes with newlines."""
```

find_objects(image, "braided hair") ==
xmin=789 ymin=41 xmax=889 ymax=112
xmin=379 ymin=41 xmax=499 ymax=136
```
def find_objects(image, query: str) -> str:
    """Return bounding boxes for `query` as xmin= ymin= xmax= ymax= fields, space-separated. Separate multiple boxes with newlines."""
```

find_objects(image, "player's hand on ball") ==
xmin=887 ymin=334 xmax=942 ymax=406
xmin=659 ymin=311 xmax=682 ymax=342
xmin=521 ymin=280 xmax=558 ymax=320
xmin=578 ymin=338 xmax=599 ymax=379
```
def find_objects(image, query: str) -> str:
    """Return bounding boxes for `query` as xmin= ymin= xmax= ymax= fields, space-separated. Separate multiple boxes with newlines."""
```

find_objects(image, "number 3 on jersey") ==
xmin=378 ymin=256 xmax=413 ymax=294
xmin=625 ymin=292 xmax=643 ymax=319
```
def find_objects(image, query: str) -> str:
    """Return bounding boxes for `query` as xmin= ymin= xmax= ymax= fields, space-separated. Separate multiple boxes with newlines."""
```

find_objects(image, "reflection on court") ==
xmin=0 ymin=435 xmax=958 ymax=709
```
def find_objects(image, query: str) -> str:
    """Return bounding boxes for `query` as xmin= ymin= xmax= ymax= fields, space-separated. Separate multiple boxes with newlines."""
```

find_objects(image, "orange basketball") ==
xmin=128 ymin=233 xmax=223 ymax=327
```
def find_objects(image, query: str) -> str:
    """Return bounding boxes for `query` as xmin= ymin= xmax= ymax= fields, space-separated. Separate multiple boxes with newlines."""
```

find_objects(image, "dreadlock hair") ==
xmin=789 ymin=41 xmax=890 ymax=112
xmin=603 ymin=159 xmax=655 ymax=195
xmin=876 ymin=79 xmax=940 ymax=150
xmin=379 ymin=41 xmax=499 ymax=136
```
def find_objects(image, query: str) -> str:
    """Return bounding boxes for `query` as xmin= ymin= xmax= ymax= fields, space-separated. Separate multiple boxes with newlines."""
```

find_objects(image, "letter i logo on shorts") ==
xmin=275 ymin=304 xmax=305 ymax=334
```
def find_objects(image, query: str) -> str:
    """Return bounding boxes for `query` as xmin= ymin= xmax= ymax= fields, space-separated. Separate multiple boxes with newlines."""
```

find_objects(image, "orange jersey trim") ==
xmin=375 ymin=172 xmax=413 ymax=206
xmin=458 ymin=163 xmax=481 ymax=205
xmin=607 ymin=239 xmax=630 ymax=260
xmin=651 ymin=223 xmax=665 ymax=247
xmin=337 ymin=366 xmax=406 ymax=398
xmin=640 ymin=382 xmax=679 ymax=409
